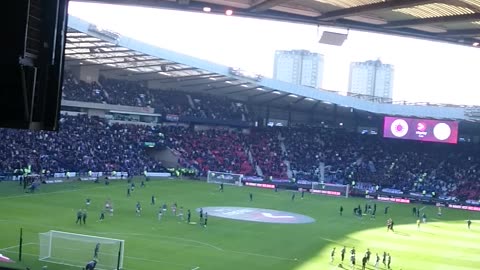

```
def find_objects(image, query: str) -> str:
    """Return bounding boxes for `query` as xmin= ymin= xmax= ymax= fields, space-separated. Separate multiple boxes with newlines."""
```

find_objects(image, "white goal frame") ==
xmin=311 ymin=182 xmax=350 ymax=198
xmin=207 ymin=171 xmax=243 ymax=186
xmin=39 ymin=230 xmax=124 ymax=270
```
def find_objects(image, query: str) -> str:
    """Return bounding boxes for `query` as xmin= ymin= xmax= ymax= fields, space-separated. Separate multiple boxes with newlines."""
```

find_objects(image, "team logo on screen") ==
xmin=390 ymin=119 xmax=409 ymax=137
xmin=417 ymin=122 xmax=426 ymax=132
xmin=416 ymin=122 xmax=427 ymax=137
xmin=433 ymin=123 xmax=452 ymax=141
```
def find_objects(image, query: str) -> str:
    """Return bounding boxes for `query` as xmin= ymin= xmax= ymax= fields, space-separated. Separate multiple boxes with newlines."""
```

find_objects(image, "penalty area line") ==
xmin=0 ymin=242 xmax=35 ymax=251
xmin=191 ymin=267 xmax=200 ymax=270
xmin=0 ymin=186 xmax=107 ymax=200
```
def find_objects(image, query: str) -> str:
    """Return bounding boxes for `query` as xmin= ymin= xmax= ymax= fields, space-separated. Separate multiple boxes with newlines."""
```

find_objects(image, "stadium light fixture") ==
xmin=305 ymin=98 xmax=315 ymax=101
xmin=203 ymin=7 xmax=212 ymax=12
xmin=225 ymin=80 xmax=233 ymax=84
xmin=241 ymin=84 xmax=250 ymax=88
xmin=225 ymin=9 xmax=233 ymax=16
xmin=319 ymin=31 xmax=348 ymax=46
xmin=288 ymin=94 xmax=298 ymax=98
xmin=272 ymin=91 xmax=282 ymax=95
xmin=256 ymin=87 xmax=265 ymax=91
xmin=473 ymin=42 xmax=480 ymax=47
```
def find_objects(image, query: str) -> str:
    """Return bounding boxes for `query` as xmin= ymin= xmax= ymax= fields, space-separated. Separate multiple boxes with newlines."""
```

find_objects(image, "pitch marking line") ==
xmin=0 ymin=186 xmax=107 ymax=200
xmin=105 ymin=232 xmax=296 ymax=261
xmin=103 ymin=232 xmax=224 ymax=251
xmin=0 ymin=242 xmax=35 ymax=251
xmin=191 ymin=267 xmax=200 ymax=270
xmin=14 ymin=246 xmax=194 ymax=269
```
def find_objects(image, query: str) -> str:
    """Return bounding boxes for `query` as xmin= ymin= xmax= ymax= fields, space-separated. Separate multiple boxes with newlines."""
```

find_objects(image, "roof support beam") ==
xmin=117 ymin=67 xmax=198 ymax=77
xmin=318 ymin=0 xmax=437 ymax=21
xmin=65 ymin=53 xmax=148 ymax=61
xmin=100 ymin=62 xmax=176 ymax=71
xmin=67 ymin=57 xmax=161 ymax=67
xmin=261 ymin=93 xmax=290 ymax=105
xmin=180 ymin=78 xmax=234 ymax=87
xmin=147 ymin=73 xmax=219 ymax=82
xmin=66 ymin=36 xmax=99 ymax=42
xmin=65 ymin=49 xmax=133 ymax=56
xmin=250 ymin=91 xmax=274 ymax=98
xmin=65 ymin=45 xmax=117 ymax=50
xmin=439 ymin=28 xmax=480 ymax=37
xmin=226 ymin=87 xmax=259 ymax=95
xmin=249 ymin=0 xmax=292 ymax=13
xmin=292 ymin=97 xmax=306 ymax=104
xmin=385 ymin=13 xmax=480 ymax=28
xmin=201 ymin=83 xmax=244 ymax=91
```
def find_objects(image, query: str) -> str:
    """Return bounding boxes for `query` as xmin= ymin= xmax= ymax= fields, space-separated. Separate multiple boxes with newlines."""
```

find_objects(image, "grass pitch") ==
xmin=0 ymin=178 xmax=479 ymax=270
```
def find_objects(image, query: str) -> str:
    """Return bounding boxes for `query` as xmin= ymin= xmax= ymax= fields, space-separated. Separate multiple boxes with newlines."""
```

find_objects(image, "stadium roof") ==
xmin=66 ymin=15 xmax=479 ymax=122
xmin=67 ymin=16 xmax=358 ymax=116
xmin=80 ymin=0 xmax=480 ymax=48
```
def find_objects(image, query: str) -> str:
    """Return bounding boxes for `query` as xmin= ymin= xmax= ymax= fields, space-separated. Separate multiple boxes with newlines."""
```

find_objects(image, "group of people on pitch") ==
xmin=331 ymin=246 xmax=392 ymax=270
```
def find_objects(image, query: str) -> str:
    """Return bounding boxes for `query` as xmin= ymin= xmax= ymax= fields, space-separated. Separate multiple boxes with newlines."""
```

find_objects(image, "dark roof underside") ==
xmin=78 ymin=0 xmax=480 ymax=48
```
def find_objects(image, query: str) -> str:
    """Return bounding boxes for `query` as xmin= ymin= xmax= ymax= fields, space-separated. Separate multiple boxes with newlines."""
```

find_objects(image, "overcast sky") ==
xmin=69 ymin=1 xmax=479 ymax=105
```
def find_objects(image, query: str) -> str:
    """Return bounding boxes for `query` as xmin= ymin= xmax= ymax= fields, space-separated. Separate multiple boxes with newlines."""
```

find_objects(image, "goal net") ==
xmin=311 ymin=182 xmax=350 ymax=198
xmin=39 ymin=230 xmax=124 ymax=270
xmin=207 ymin=171 xmax=243 ymax=186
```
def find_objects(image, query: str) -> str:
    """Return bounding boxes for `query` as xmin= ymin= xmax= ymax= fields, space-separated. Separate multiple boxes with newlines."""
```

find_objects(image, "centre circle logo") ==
xmin=433 ymin=123 xmax=451 ymax=141
xmin=390 ymin=119 xmax=409 ymax=138
xmin=197 ymin=207 xmax=315 ymax=224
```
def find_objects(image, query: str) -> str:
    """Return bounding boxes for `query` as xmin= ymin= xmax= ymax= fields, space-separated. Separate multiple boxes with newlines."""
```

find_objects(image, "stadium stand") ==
xmin=3 ymin=72 xmax=480 ymax=201
xmin=1 ymin=114 xmax=479 ymax=200
xmin=62 ymin=71 xmax=251 ymax=122
xmin=0 ymin=115 xmax=164 ymax=175
xmin=163 ymin=127 xmax=254 ymax=176
xmin=248 ymin=129 xmax=288 ymax=179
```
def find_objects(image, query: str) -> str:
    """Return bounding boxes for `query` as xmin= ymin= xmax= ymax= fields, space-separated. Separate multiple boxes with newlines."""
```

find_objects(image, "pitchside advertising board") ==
xmin=383 ymin=116 xmax=458 ymax=144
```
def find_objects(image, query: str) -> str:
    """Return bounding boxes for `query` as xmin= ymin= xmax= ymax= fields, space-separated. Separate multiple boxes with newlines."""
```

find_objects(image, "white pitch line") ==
xmin=0 ymin=218 xmax=224 ymax=253
xmin=419 ymin=206 xmax=427 ymax=211
xmin=101 ymin=232 xmax=224 ymax=251
xmin=0 ymin=242 xmax=35 ymax=251
xmin=0 ymin=186 xmax=107 ymax=200
xmin=123 ymin=254 xmax=193 ymax=267
xmin=191 ymin=267 xmax=200 ymax=270
xmin=227 ymin=250 xmax=296 ymax=261
xmin=13 ymin=244 xmax=192 ymax=269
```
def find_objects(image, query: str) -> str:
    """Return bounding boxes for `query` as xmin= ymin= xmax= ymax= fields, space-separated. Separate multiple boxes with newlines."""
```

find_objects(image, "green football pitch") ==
xmin=1 ymin=179 xmax=479 ymax=270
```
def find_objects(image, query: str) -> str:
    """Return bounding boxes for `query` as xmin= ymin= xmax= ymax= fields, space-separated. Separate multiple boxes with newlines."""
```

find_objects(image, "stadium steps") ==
xmin=150 ymin=147 xmax=180 ymax=168
xmin=186 ymin=94 xmax=195 ymax=108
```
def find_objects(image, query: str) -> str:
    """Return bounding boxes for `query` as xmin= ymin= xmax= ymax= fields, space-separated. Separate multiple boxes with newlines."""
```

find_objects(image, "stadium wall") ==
xmin=69 ymin=65 xmax=100 ymax=83
xmin=146 ymin=148 xmax=179 ymax=168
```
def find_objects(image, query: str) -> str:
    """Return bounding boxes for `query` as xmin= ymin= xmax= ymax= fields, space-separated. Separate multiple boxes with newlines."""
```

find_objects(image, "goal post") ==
xmin=207 ymin=171 xmax=243 ymax=186
xmin=39 ymin=230 xmax=124 ymax=270
xmin=311 ymin=182 xmax=350 ymax=198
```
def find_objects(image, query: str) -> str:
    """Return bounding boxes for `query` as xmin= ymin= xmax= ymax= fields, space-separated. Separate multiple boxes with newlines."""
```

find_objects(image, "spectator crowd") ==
xmin=0 ymin=72 xmax=477 ymax=202
xmin=1 ymin=114 xmax=478 ymax=201
xmin=62 ymin=72 xmax=250 ymax=122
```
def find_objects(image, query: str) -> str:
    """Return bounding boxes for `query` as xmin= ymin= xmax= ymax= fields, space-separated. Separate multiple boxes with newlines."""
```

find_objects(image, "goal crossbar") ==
xmin=207 ymin=171 xmax=243 ymax=186
xmin=39 ymin=230 xmax=124 ymax=270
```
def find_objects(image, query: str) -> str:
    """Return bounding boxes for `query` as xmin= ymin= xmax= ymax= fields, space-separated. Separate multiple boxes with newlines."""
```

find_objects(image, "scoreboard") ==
xmin=383 ymin=116 xmax=458 ymax=144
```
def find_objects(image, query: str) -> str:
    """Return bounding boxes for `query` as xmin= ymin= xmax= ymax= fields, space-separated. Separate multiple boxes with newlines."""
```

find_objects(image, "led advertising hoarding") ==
xmin=383 ymin=117 xmax=458 ymax=144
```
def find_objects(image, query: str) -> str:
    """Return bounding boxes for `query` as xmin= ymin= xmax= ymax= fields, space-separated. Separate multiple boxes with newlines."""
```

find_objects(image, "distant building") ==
xmin=348 ymin=60 xmax=394 ymax=100
xmin=273 ymin=50 xmax=324 ymax=88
